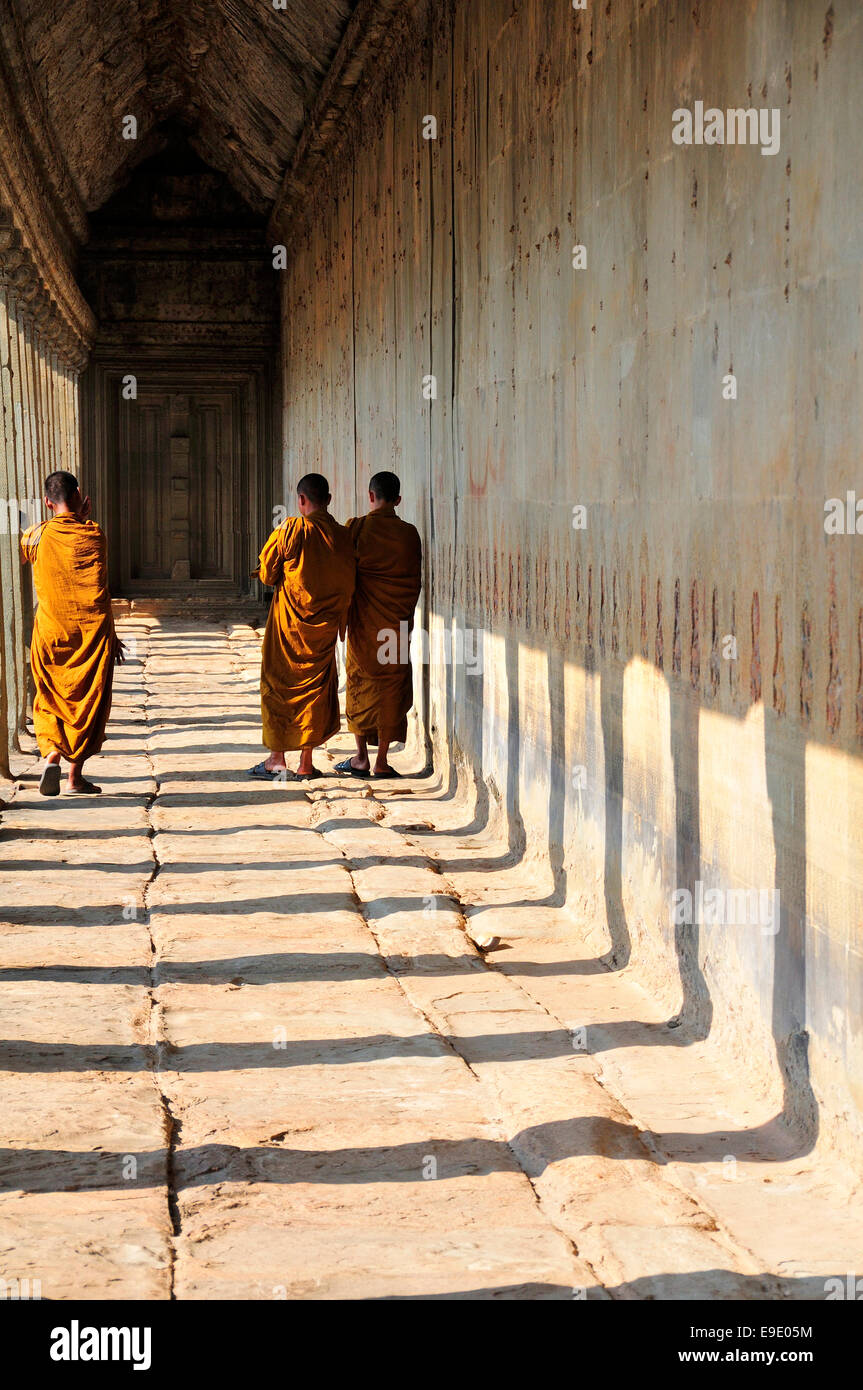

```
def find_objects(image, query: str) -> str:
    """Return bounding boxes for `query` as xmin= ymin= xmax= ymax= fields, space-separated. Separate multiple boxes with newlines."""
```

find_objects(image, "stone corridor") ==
xmin=0 ymin=618 xmax=859 ymax=1300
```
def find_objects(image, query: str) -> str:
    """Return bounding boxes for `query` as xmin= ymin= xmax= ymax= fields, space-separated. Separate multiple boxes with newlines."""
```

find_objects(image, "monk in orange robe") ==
xmin=20 ymin=471 xmax=123 ymax=796
xmin=336 ymin=472 xmax=422 ymax=779
xmin=251 ymin=472 xmax=355 ymax=781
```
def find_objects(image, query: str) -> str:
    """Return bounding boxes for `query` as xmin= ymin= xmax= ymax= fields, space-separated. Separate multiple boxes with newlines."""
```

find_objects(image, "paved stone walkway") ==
xmin=0 ymin=618 xmax=861 ymax=1299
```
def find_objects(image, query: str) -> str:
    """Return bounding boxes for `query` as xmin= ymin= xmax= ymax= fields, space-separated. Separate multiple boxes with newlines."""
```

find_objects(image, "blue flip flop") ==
xmin=334 ymin=757 xmax=371 ymax=778
xmin=248 ymin=761 xmax=278 ymax=779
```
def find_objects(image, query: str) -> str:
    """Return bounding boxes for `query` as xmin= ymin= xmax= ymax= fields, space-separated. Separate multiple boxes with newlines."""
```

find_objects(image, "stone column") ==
xmin=11 ymin=278 xmax=42 ymax=733
xmin=0 ymin=272 xmax=16 ymax=777
xmin=0 ymin=204 xmax=94 ymax=775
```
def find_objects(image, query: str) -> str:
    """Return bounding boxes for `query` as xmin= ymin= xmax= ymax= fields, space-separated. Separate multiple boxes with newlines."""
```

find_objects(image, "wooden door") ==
xmin=117 ymin=387 xmax=236 ymax=593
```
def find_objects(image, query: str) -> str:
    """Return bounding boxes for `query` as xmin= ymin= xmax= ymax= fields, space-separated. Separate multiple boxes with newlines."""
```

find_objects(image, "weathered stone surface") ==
xmin=1 ymin=0 xmax=862 ymax=1300
xmin=279 ymin=0 xmax=863 ymax=1169
xmin=1 ymin=618 xmax=860 ymax=1299
xmin=12 ymin=0 xmax=356 ymax=216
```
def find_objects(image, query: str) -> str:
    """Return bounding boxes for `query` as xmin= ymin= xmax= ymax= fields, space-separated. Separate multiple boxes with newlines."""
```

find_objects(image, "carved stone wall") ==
xmin=279 ymin=0 xmax=863 ymax=1165
xmin=0 ymin=273 xmax=85 ymax=773
xmin=0 ymin=31 xmax=94 ymax=775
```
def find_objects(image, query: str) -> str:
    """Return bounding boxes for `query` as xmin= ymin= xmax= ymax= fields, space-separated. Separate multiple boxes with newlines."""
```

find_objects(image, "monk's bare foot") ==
xmin=66 ymin=775 xmax=102 ymax=794
xmin=373 ymin=763 xmax=399 ymax=778
xmin=296 ymin=758 xmax=315 ymax=777
xmin=350 ymin=755 xmax=370 ymax=771
xmin=263 ymin=754 xmax=286 ymax=773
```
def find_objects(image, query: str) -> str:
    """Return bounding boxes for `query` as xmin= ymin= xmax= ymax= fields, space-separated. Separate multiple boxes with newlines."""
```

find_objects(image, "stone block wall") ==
xmin=0 ymin=279 xmax=84 ymax=771
xmin=279 ymin=0 xmax=863 ymax=1161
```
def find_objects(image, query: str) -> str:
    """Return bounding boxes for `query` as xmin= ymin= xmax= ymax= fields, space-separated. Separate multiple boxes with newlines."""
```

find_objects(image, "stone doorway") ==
xmin=83 ymin=353 xmax=275 ymax=602
xmin=118 ymin=386 xmax=234 ymax=592
xmin=76 ymin=140 xmax=279 ymax=602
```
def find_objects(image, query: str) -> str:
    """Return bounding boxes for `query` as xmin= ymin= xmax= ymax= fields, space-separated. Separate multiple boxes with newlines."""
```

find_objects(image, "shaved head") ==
xmin=369 ymin=472 xmax=400 ymax=504
xmin=297 ymin=473 xmax=330 ymax=507
xmin=45 ymin=471 xmax=79 ymax=505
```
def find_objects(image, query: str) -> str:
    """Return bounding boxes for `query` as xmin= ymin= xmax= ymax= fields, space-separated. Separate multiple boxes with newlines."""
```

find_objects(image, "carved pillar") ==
xmin=6 ymin=271 xmax=34 ymax=738
xmin=0 ymin=273 xmax=16 ymax=775
xmin=0 ymin=209 xmax=94 ymax=772
xmin=169 ymin=394 xmax=192 ymax=582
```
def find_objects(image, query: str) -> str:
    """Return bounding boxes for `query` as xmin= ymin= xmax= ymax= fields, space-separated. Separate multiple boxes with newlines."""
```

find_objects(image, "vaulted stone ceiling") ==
xmin=11 ymin=0 xmax=358 ymax=216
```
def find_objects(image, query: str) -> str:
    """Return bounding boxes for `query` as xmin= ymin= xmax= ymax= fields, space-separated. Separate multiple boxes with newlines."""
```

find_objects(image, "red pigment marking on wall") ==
xmin=564 ymin=558 xmax=572 ymax=641
xmin=729 ymin=591 xmax=738 ymax=700
xmin=599 ymin=565 xmax=607 ymax=656
xmin=672 ymin=578 xmax=681 ymax=676
xmin=750 ymin=592 xmax=762 ymax=702
xmin=709 ymin=585 xmax=720 ymax=698
xmin=826 ymin=595 xmax=842 ymax=735
xmin=655 ymin=577 xmax=663 ymax=670
xmin=773 ymin=594 xmax=786 ymax=716
xmin=800 ymin=601 xmax=813 ymax=725
xmin=690 ymin=580 xmax=700 ymax=690
xmin=533 ymin=553 xmax=540 ymax=632
xmin=516 ymin=552 xmax=523 ymax=625
xmin=586 ymin=564 xmax=594 ymax=649
xmin=640 ymin=569 xmax=648 ymax=657
xmin=611 ymin=570 xmax=620 ymax=657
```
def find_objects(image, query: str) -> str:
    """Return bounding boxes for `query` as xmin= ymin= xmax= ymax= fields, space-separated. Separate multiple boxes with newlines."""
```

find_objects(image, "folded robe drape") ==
xmin=20 ymin=514 xmax=116 ymax=763
xmin=345 ymin=505 xmax=422 ymax=745
xmin=256 ymin=511 xmax=356 ymax=751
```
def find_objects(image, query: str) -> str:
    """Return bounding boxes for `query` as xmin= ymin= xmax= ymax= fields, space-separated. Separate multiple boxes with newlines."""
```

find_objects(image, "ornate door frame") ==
xmin=82 ymin=345 xmax=277 ymax=599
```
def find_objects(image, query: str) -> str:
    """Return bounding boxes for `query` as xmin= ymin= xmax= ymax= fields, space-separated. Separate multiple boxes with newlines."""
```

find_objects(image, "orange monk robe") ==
xmin=345 ymin=506 xmax=422 ymax=745
xmin=20 ymin=514 xmax=116 ymax=763
xmin=256 ymin=511 xmax=356 ymax=750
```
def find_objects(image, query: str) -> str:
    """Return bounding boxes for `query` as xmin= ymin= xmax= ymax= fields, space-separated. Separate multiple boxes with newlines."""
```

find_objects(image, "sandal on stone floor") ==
xmin=64 ymin=779 xmax=102 ymax=795
xmin=334 ymin=757 xmax=371 ymax=778
xmin=38 ymin=763 xmax=61 ymax=797
xmin=248 ymin=761 xmax=279 ymax=779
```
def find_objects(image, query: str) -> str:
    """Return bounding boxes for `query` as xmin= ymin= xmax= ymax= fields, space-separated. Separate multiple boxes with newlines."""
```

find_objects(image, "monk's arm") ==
xmin=408 ymin=532 xmax=423 ymax=608
xmin=93 ymin=526 xmax=125 ymax=661
xmin=19 ymin=525 xmax=42 ymax=566
xmin=255 ymin=527 xmax=285 ymax=586
xmin=255 ymin=520 xmax=300 ymax=587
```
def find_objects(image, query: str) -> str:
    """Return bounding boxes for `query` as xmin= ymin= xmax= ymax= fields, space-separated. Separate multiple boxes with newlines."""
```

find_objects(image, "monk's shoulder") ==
xmin=278 ymin=515 xmax=302 ymax=548
xmin=397 ymin=516 xmax=422 ymax=550
xmin=21 ymin=520 xmax=48 ymax=547
xmin=20 ymin=519 xmax=49 ymax=559
xmin=328 ymin=515 xmax=353 ymax=540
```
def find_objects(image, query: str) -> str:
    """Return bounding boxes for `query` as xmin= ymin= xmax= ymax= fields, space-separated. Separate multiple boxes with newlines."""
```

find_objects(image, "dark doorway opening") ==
xmin=77 ymin=133 xmax=279 ymax=601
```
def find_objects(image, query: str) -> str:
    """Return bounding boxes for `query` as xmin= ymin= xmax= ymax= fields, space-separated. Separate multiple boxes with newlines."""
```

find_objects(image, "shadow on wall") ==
xmin=433 ymin=611 xmax=819 ymax=1159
